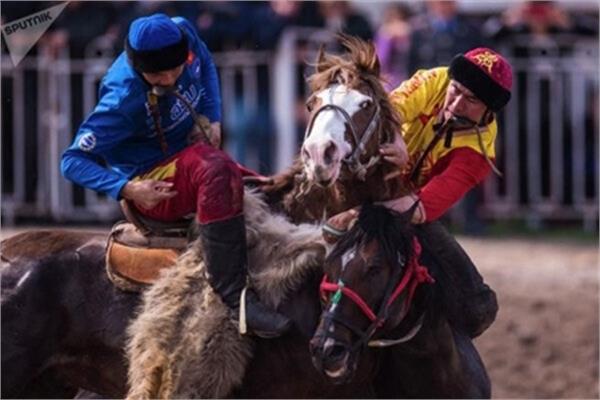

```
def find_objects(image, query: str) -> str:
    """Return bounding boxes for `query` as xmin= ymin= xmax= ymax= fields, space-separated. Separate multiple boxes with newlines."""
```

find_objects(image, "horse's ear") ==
xmin=316 ymin=44 xmax=328 ymax=73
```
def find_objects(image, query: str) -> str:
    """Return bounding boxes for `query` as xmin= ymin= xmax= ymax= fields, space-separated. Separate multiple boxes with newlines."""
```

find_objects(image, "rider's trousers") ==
xmin=132 ymin=142 xmax=245 ymax=224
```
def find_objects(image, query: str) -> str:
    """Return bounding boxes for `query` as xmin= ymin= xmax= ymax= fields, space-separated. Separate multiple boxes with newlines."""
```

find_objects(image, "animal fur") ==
xmin=126 ymin=189 xmax=327 ymax=399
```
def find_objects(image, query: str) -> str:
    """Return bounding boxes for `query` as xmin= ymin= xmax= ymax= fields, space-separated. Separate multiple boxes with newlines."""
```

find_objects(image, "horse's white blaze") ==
xmin=303 ymin=85 xmax=373 ymax=183
xmin=325 ymin=335 xmax=336 ymax=347
xmin=15 ymin=270 xmax=31 ymax=289
xmin=341 ymin=246 xmax=357 ymax=272
xmin=325 ymin=246 xmax=356 ymax=315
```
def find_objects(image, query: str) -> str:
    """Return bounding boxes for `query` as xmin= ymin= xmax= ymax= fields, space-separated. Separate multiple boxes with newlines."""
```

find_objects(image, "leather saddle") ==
xmin=119 ymin=200 xmax=193 ymax=237
xmin=105 ymin=201 xmax=195 ymax=292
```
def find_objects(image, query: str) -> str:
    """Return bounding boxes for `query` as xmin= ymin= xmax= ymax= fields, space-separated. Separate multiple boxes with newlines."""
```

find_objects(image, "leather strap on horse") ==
xmin=303 ymin=87 xmax=382 ymax=182
xmin=342 ymin=101 xmax=382 ymax=181
xmin=121 ymin=199 xmax=152 ymax=236
xmin=120 ymin=200 xmax=191 ymax=237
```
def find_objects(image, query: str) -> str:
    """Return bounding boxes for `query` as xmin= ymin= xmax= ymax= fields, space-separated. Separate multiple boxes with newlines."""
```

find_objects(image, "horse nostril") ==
xmin=324 ymin=141 xmax=337 ymax=165
xmin=324 ymin=343 xmax=347 ymax=361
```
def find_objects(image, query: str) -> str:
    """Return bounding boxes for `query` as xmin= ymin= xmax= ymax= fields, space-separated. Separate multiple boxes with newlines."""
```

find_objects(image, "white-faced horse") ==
xmin=264 ymin=35 xmax=491 ymax=398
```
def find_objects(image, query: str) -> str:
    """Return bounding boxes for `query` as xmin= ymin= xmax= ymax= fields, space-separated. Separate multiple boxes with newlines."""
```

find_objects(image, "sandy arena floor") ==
xmin=461 ymin=237 xmax=599 ymax=399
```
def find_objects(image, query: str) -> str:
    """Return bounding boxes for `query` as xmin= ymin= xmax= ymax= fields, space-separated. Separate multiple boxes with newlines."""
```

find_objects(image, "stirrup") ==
xmin=239 ymin=286 xmax=248 ymax=335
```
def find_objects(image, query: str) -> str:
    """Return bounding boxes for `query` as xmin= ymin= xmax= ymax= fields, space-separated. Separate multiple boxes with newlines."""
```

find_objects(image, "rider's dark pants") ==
xmin=414 ymin=221 xmax=498 ymax=338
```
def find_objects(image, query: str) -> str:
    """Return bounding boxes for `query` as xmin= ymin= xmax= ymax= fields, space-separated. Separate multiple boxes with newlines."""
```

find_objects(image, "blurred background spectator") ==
xmin=187 ymin=2 xmax=255 ymax=51
xmin=253 ymin=1 xmax=323 ymax=50
xmin=42 ymin=2 xmax=118 ymax=59
xmin=318 ymin=1 xmax=373 ymax=41
xmin=484 ymin=1 xmax=598 ymax=44
xmin=374 ymin=3 xmax=412 ymax=91
xmin=227 ymin=1 xmax=324 ymax=172
xmin=408 ymin=0 xmax=485 ymax=74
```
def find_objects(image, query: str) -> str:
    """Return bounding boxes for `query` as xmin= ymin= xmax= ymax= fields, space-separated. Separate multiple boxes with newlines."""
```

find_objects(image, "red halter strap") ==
xmin=320 ymin=238 xmax=435 ymax=328
xmin=320 ymin=278 xmax=379 ymax=322
xmin=386 ymin=239 xmax=435 ymax=308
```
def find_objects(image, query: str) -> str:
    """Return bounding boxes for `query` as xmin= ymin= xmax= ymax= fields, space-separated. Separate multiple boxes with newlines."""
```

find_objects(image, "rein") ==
xmin=147 ymin=92 xmax=169 ymax=154
xmin=319 ymin=238 xmax=434 ymax=349
xmin=409 ymin=114 xmax=502 ymax=183
xmin=146 ymin=86 xmax=213 ymax=155
xmin=303 ymin=89 xmax=382 ymax=181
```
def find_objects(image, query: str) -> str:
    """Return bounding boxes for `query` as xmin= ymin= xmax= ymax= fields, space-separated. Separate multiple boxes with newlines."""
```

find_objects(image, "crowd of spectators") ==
xmin=5 ymin=1 xmax=595 ymax=109
xmin=1 ymin=1 xmax=371 ymax=57
xmin=1 ymin=1 xmax=598 ymax=230
xmin=3 ymin=1 xmax=597 ymax=61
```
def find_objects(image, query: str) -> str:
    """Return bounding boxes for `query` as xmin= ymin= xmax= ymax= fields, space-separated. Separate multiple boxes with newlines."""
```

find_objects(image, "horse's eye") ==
xmin=360 ymin=100 xmax=371 ymax=109
xmin=366 ymin=264 xmax=381 ymax=276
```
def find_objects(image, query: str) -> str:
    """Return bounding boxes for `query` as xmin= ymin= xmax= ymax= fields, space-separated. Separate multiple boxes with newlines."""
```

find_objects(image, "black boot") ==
xmin=415 ymin=221 xmax=498 ymax=338
xmin=199 ymin=215 xmax=292 ymax=338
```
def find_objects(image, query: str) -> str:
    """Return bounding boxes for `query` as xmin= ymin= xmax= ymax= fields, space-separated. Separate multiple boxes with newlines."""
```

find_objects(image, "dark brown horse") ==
xmin=1 ymin=231 xmax=136 ymax=398
xmin=310 ymin=204 xmax=490 ymax=398
xmin=273 ymin=36 xmax=490 ymax=397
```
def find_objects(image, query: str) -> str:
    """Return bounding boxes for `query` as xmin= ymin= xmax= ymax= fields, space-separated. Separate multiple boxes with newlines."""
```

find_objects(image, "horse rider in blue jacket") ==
xmin=61 ymin=13 xmax=291 ymax=338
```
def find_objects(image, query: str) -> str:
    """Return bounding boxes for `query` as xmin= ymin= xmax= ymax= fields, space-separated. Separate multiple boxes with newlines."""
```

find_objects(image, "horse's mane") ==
xmin=327 ymin=204 xmax=415 ymax=271
xmin=307 ymin=35 xmax=403 ymax=143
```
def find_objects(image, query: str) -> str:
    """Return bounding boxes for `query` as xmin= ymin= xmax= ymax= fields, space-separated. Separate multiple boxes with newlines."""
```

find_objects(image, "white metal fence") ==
xmin=484 ymin=35 xmax=599 ymax=231
xmin=1 ymin=30 xmax=598 ymax=229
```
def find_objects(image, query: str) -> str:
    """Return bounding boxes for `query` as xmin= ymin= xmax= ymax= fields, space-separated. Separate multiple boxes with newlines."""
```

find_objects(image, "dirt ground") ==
xmin=1 ymin=228 xmax=597 ymax=398
xmin=459 ymin=237 xmax=599 ymax=399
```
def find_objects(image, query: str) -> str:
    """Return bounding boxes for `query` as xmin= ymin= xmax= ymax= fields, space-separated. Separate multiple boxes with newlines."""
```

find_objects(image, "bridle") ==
xmin=317 ymin=238 xmax=434 ymax=352
xmin=303 ymin=85 xmax=382 ymax=181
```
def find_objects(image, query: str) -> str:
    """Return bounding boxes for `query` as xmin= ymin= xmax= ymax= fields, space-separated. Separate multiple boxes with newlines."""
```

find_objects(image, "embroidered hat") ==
xmin=448 ymin=47 xmax=512 ymax=111
xmin=125 ymin=14 xmax=188 ymax=73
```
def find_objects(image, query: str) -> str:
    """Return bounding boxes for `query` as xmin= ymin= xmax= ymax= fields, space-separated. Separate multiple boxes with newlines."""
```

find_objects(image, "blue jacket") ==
xmin=61 ymin=17 xmax=221 ymax=200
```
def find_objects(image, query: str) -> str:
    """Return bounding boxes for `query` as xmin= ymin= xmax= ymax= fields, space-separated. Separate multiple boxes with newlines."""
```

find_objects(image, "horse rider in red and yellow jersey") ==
xmin=327 ymin=47 xmax=513 ymax=338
